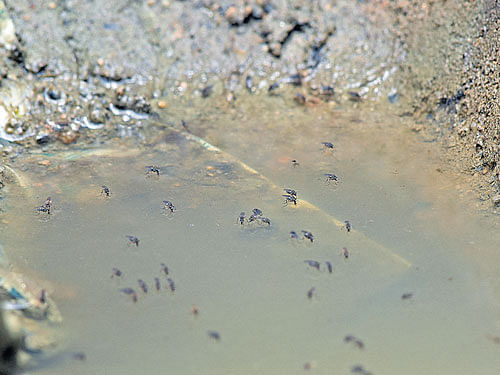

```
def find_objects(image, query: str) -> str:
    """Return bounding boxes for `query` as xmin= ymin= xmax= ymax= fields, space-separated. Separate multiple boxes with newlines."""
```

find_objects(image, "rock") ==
xmin=0 ymin=305 xmax=22 ymax=375
xmin=0 ymin=1 xmax=18 ymax=49
xmin=492 ymin=194 xmax=500 ymax=206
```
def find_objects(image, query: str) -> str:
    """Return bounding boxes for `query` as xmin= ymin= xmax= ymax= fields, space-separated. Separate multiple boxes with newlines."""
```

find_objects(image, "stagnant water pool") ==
xmin=1 ymin=102 xmax=499 ymax=375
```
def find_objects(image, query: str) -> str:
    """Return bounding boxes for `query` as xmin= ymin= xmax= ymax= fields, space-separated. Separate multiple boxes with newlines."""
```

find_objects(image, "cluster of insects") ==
xmin=93 ymin=169 xmax=178 ymax=303
xmin=113 ymin=263 xmax=176 ymax=303
xmin=280 ymin=144 xmax=356 ymax=309
xmin=321 ymin=139 xmax=340 ymax=184
xmin=238 ymin=208 xmax=271 ymax=226
xmin=32 ymin=138 xmax=366 ymax=368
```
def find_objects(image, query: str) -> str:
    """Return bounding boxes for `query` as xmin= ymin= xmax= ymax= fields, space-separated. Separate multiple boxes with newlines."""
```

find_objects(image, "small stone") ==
xmin=225 ymin=6 xmax=238 ymax=23
xmin=269 ymin=42 xmax=281 ymax=57
xmin=36 ymin=134 xmax=52 ymax=145
xmin=90 ymin=106 xmax=106 ymax=124
xmin=306 ymin=97 xmax=321 ymax=107
xmin=492 ymin=194 xmax=500 ymax=206
xmin=57 ymin=130 xmax=78 ymax=144
xmin=244 ymin=6 xmax=252 ymax=18
xmin=294 ymin=93 xmax=306 ymax=105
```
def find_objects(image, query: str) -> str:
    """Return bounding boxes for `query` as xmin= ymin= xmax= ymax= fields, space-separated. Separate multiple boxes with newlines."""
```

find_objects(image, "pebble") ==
xmin=90 ymin=106 xmax=106 ymax=124
xmin=492 ymin=194 xmax=500 ymax=206
xmin=295 ymin=93 xmax=306 ymax=105
xmin=225 ymin=6 xmax=238 ymax=24
xmin=57 ymin=130 xmax=78 ymax=144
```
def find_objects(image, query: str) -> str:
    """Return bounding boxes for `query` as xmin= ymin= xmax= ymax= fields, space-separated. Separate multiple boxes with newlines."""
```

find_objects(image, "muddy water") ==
xmin=1 ymin=102 xmax=499 ymax=375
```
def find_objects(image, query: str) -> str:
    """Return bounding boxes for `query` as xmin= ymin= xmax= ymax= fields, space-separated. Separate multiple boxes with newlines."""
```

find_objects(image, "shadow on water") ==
xmin=1 ymin=101 xmax=499 ymax=375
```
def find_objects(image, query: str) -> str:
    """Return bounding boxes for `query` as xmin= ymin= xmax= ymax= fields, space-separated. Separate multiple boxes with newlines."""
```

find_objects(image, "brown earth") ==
xmin=0 ymin=0 xmax=498 ymax=207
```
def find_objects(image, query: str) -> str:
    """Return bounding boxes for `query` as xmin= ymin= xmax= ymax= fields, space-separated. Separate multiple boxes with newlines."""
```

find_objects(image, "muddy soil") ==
xmin=0 ymin=1 xmax=499 ymax=373
xmin=0 ymin=0 xmax=496 ymax=210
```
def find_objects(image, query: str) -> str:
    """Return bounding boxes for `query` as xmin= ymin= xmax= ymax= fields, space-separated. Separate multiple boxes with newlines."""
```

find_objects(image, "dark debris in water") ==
xmin=437 ymin=88 xmax=465 ymax=113
xmin=207 ymin=331 xmax=220 ymax=341
xmin=351 ymin=365 xmax=372 ymax=375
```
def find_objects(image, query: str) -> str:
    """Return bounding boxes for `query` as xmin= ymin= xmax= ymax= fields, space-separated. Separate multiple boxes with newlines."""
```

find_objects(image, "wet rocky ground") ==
xmin=0 ymin=0 xmax=498 ymax=210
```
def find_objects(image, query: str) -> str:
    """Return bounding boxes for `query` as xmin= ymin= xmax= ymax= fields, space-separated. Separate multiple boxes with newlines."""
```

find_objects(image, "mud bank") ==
xmin=0 ymin=0 xmax=497 ymax=206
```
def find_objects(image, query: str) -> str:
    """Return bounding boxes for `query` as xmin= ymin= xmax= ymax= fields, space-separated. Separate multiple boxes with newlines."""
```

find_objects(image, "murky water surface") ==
xmin=1 ymin=101 xmax=499 ymax=374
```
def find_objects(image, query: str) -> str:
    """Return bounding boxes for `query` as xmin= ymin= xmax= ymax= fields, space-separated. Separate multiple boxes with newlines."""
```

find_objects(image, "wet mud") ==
xmin=0 ymin=1 xmax=497 ymax=205
xmin=0 ymin=0 xmax=499 ymax=374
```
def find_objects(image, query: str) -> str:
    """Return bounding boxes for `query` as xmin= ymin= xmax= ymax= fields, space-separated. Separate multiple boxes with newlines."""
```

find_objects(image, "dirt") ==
xmin=0 ymin=0 xmax=492 ymax=206
xmin=0 ymin=0 xmax=494 ymax=208
xmin=0 ymin=0 xmax=497 ymax=206
xmin=385 ymin=0 xmax=500 ymax=211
